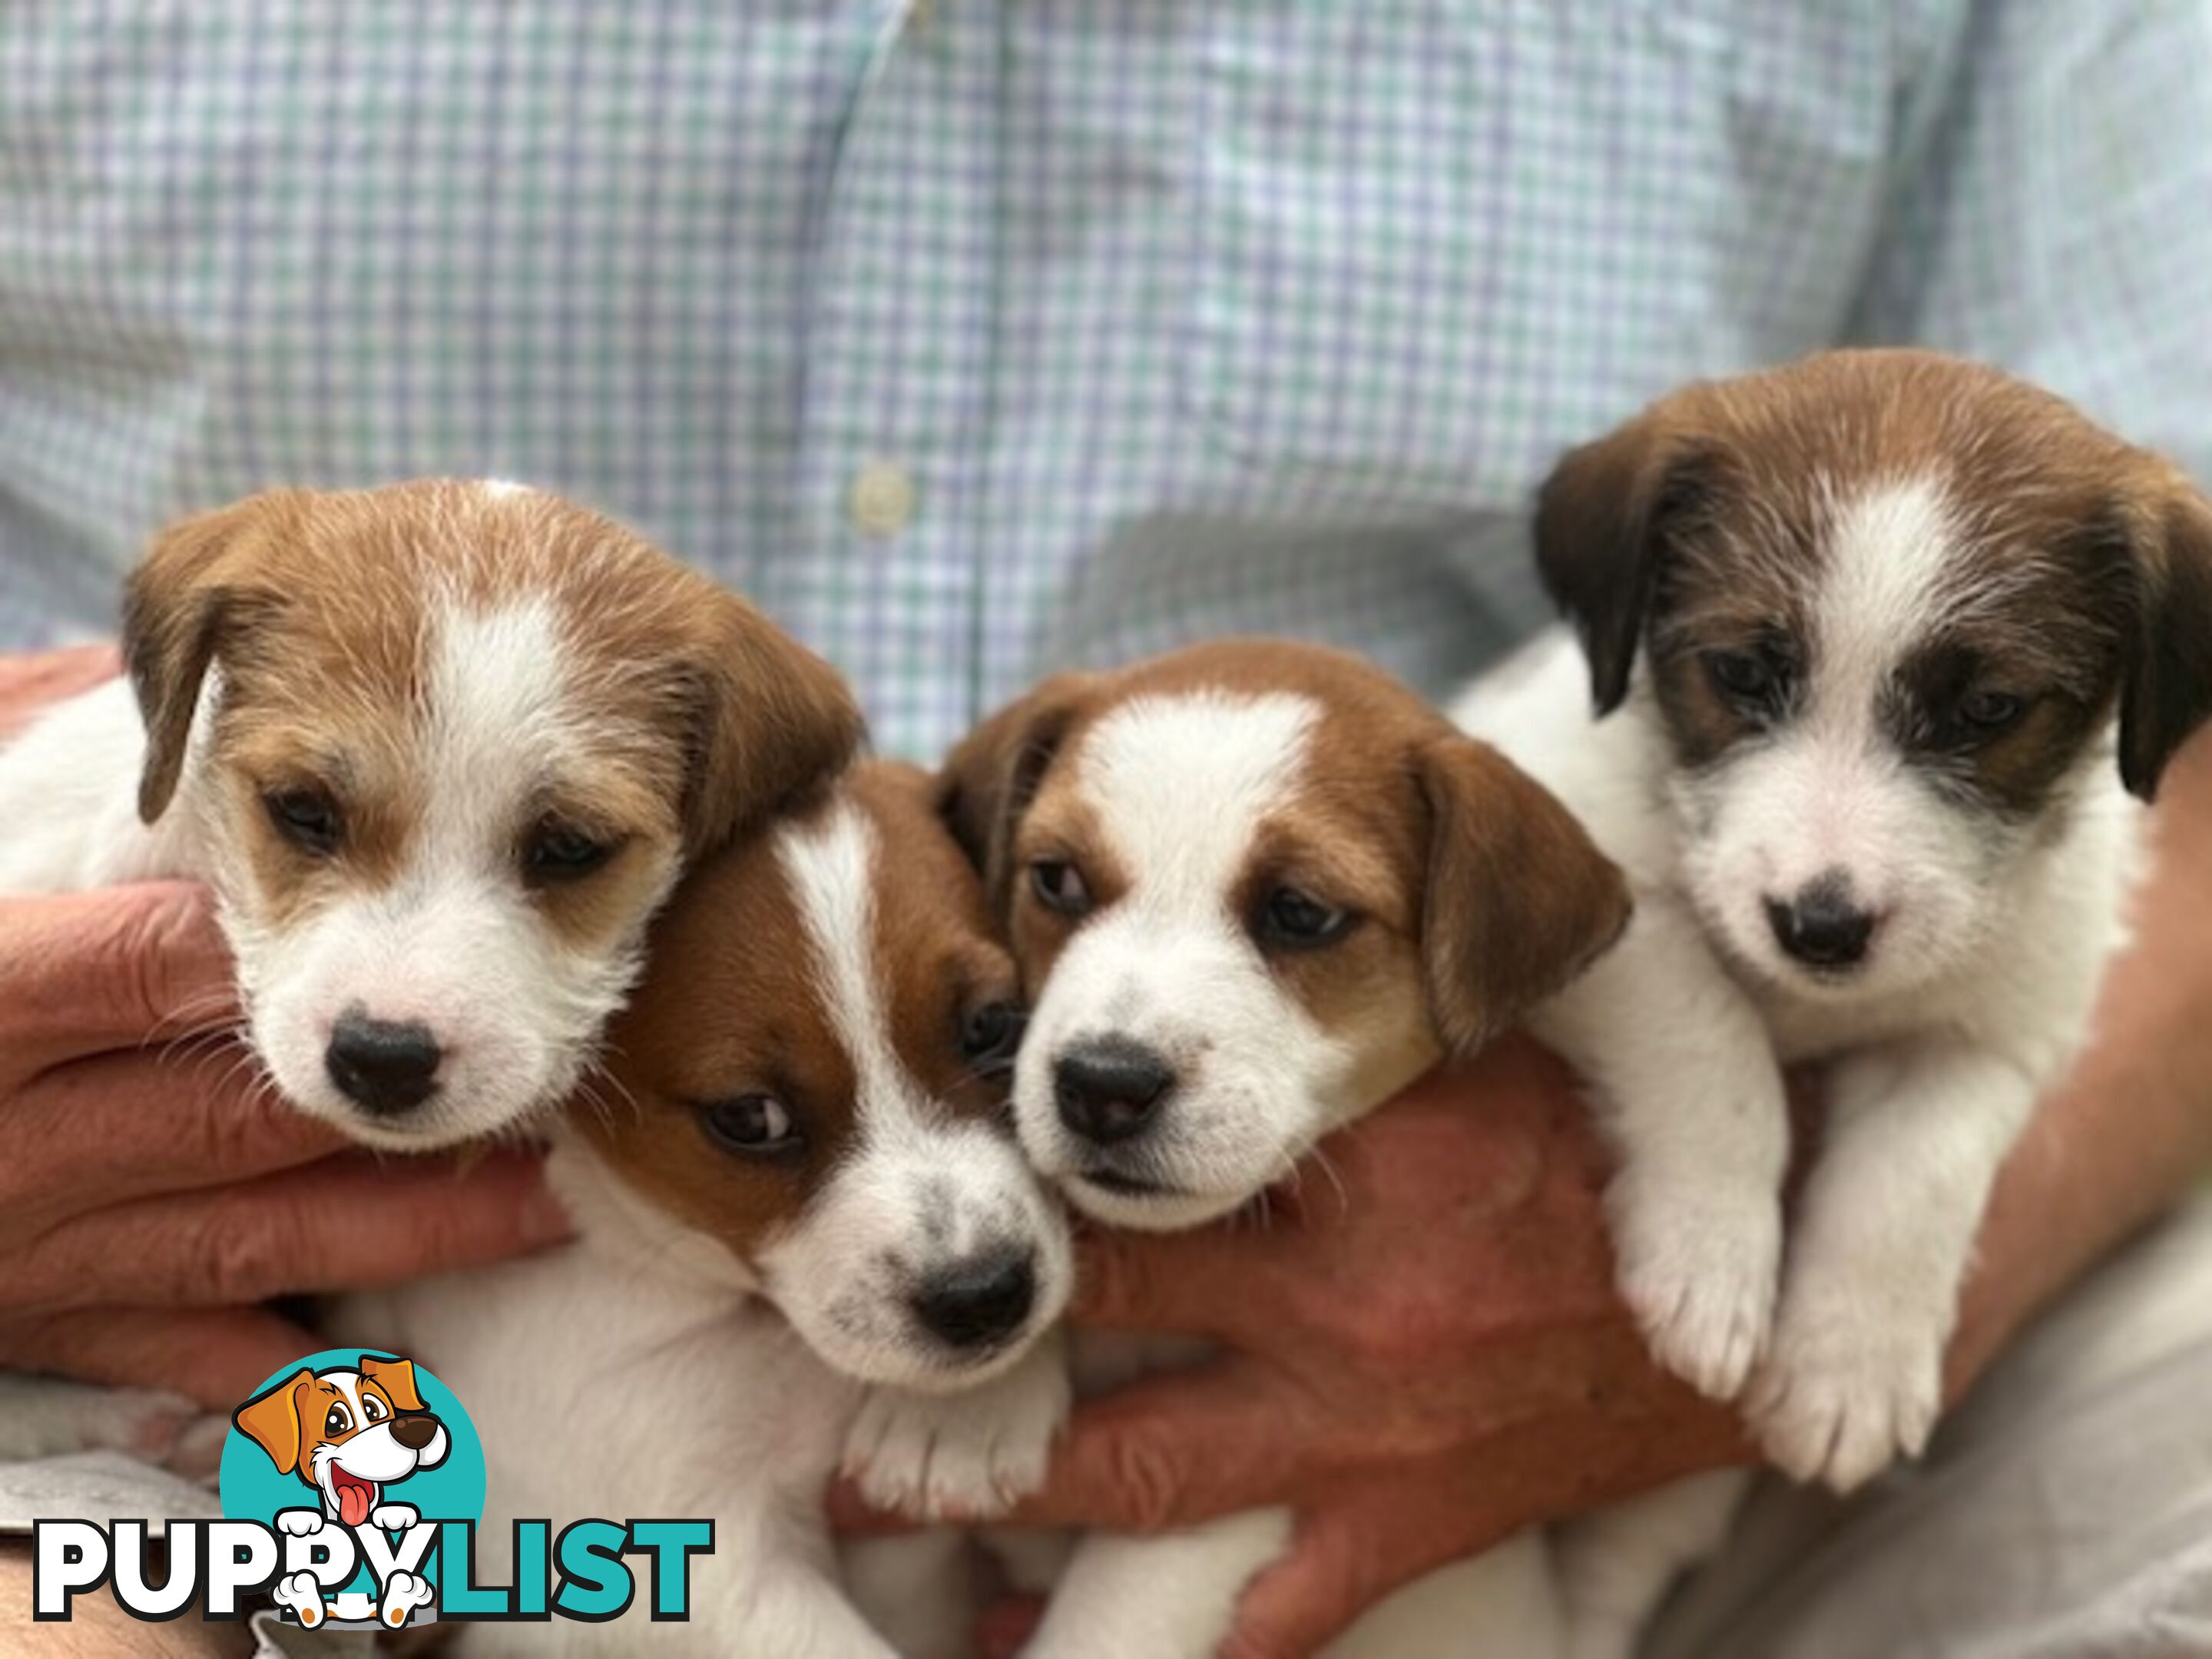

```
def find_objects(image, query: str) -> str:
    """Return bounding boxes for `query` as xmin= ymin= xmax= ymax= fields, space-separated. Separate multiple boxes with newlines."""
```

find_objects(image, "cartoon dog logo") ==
xmin=232 ymin=1353 xmax=449 ymax=1628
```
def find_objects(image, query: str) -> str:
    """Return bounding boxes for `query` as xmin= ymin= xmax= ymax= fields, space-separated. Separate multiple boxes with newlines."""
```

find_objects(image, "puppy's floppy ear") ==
xmin=934 ymin=672 xmax=1097 ymax=916
xmin=2118 ymin=479 xmax=2212 ymax=801
xmin=232 ymin=1367 xmax=316 ymax=1478
xmin=358 ymin=1354 xmax=426 ymax=1414
xmin=1535 ymin=409 xmax=1720 ymax=716
xmin=121 ymin=492 xmax=300 ymax=825
xmin=1415 ymin=733 xmax=1631 ymax=1058
xmin=678 ymin=592 xmax=865 ymax=855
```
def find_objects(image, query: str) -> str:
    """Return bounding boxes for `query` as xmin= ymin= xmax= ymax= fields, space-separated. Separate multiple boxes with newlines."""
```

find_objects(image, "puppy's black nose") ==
xmin=910 ymin=1247 xmax=1036 ymax=1350
xmin=325 ymin=1013 xmax=443 ymax=1115
xmin=389 ymin=1413 xmax=442 ymax=1451
xmin=1765 ymin=873 xmax=1877 ymax=970
xmin=1054 ymin=1037 xmax=1174 ymax=1145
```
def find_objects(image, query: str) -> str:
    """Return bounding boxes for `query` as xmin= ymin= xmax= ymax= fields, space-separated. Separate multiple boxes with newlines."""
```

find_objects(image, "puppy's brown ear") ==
xmin=1416 ymin=733 xmax=1631 ymax=1058
xmin=121 ymin=493 xmax=299 ymax=824
xmin=1535 ymin=409 xmax=1720 ymax=716
xmin=232 ymin=1367 xmax=315 ymax=1478
xmin=359 ymin=1354 xmax=427 ymax=1414
xmin=934 ymin=673 xmax=1097 ymax=915
xmin=680 ymin=593 xmax=866 ymax=855
xmin=2119 ymin=481 xmax=2212 ymax=801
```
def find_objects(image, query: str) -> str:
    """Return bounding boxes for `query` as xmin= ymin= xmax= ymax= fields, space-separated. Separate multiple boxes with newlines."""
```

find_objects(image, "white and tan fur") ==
xmin=0 ymin=479 xmax=860 ymax=1151
xmin=340 ymin=762 xmax=1074 ymax=1656
xmin=1450 ymin=349 xmax=2212 ymax=1655
xmin=890 ymin=640 xmax=1632 ymax=1657
xmin=0 ymin=480 xmax=862 ymax=1464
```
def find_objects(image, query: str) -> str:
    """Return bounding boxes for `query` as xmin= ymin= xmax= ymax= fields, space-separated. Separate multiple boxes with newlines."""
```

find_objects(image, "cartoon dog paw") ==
xmin=369 ymin=1501 xmax=419 ymax=1533
xmin=379 ymin=1570 xmax=435 ymax=1628
xmin=275 ymin=1508 xmax=328 ymax=1538
xmin=843 ymin=1333 xmax=1071 ymax=1520
xmin=271 ymin=1571 xmax=326 ymax=1627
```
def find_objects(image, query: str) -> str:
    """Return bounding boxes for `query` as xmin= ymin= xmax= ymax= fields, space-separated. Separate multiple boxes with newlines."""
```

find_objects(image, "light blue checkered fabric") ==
xmin=3 ymin=1 xmax=2210 ymax=759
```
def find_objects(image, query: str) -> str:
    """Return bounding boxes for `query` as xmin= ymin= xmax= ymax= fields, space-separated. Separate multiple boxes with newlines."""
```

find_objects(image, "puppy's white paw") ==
xmin=369 ymin=1502 xmax=419 ymax=1532
xmin=275 ymin=1508 xmax=328 ymax=1538
xmin=379 ymin=1569 xmax=435 ymax=1628
xmin=1610 ymin=1184 xmax=1778 ymax=1401
xmin=843 ymin=1351 xmax=1071 ymax=1521
xmin=1747 ymin=1295 xmax=1942 ymax=1492
xmin=272 ymin=1570 xmax=326 ymax=1626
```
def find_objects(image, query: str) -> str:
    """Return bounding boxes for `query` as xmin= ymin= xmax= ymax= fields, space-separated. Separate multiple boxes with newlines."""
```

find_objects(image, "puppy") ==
xmin=1452 ymin=349 xmax=2212 ymax=1653
xmin=0 ymin=480 xmax=859 ymax=1149
xmin=342 ymin=761 xmax=1075 ymax=1656
xmin=922 ymin=640 xmax=1632 ymax=1657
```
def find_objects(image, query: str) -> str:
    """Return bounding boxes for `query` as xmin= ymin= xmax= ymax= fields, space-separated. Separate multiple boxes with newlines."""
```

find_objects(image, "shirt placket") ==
xmin=783 ymin=0 xmax=1002 ymax=760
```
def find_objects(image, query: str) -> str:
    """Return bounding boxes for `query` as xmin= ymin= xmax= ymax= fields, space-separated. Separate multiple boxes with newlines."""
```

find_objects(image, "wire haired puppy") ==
xmin=1452 ymin=349 xmax=2212 ymax=1652
xmin=0 ymin=480 xmax=860 ymax=1151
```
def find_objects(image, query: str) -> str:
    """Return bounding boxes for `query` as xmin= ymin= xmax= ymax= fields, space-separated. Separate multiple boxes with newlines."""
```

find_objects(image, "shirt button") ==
xmin=847 ymin=460 xmax=918 ymax=539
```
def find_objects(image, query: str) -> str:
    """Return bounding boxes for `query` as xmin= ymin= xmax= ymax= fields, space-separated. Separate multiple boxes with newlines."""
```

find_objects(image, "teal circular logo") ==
xmin=219 ymin=1350 xmax=485 ymax=1628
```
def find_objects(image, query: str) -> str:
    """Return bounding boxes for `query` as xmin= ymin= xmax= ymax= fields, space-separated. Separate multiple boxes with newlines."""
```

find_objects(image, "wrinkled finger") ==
xmin=1007 ymin=1359 xmax=1323 ymax=1532
xmin=2 ymin=1304 xmax=320 ymax=1412
xmin=820 ymin=1477 xmax=921 ymax=1537
xmin=16 ymin=1147 xmax=571 ymax=1311
xmin=5 ymin=1047 xmax=346 ymax=1230
xmin=1070 ymin=1224 xmax=1288 ymax=1342
xmin=0 ymin=884 xmax=235 ymax=1071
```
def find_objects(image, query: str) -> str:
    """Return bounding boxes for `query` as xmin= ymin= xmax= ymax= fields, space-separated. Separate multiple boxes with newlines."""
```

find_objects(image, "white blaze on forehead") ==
xmin=478 ymin=478 xmax=531 ymax=499
xmin=776 ymin=800 xmax=924 ymax=1142
xmin=422 ymin=596 xmax=575 ymax=867
xmin=1810 ymin=475 xmax=1960 ymax=730
xmin=1078 ymin=690 xmax=1318 ymax=912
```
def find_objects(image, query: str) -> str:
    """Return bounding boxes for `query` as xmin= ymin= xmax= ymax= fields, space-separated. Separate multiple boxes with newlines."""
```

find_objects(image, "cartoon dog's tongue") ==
xmin=331 ymin=1469 xmax=376 ymax=1528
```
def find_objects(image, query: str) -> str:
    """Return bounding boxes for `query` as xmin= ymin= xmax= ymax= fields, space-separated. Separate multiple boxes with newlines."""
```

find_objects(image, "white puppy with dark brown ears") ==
xmin=1452 ymin=349 xmax=2212 ymax=1654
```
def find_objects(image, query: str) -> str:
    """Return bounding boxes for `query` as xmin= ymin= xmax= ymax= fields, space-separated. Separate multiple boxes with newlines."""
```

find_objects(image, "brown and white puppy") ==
xmin=0 ymin=481 xmax=860 ymax=1149
xmin=232 ymin=1354 xmax=449 ymax=1534
xmin=1451 ymin=349 xmax=2212 ymax=1657
xmin=343 ymin=762 xmax=1072 ymax=1657
xmin=915 ymin=640 xmax=1631 ymax=1657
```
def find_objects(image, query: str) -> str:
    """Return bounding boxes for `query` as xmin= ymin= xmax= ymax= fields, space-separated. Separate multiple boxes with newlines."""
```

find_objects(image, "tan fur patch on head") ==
xmin=125 ymin=479 xmax=861 ymax=935
xmin=952 ymin=638 xmax=1629 ymax=1071
xmin=582 ymin=762 xmax=1021 ymax=1269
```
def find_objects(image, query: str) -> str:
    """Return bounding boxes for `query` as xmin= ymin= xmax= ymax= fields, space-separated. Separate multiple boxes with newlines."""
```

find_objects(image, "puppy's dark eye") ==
xmin=1255 ymin=886 xmax=1353 ymax=950
xmin=524 ymin=821 xmax=618 ymax=883
xmin=324 ymin=1403 xmax=352 ymax=1436
xmin=1958 ymin=689 xmax=2028 ymax=734
xmin=264 ymin=787 xmax=343 ymax=856
xmin=1029 ymin=859 xmax=1091 ymax=916
xmin=701 ymin=1093 xmax=801 ymax=1157
xmin=1704 ymin=649 xmax=1780 ymax=710
xmin=361 ymin=1395 xmax=386 ymax=1422
xmin=960 ymin=1000 xmax=1025 ymax=1067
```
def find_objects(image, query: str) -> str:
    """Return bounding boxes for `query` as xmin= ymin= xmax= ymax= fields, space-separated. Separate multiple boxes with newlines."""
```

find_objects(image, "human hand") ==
xmin=0 ymin=652 xmax=569 ymax=1412
xmin=962 ymin=1039 xmax=1750 ymax=1657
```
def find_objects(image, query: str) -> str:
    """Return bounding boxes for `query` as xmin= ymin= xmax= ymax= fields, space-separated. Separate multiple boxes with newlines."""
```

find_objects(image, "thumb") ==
xmin=1222 ymin=1479 xmax=1502 ymax=1659
xmin=1008 ymin=1357 xmax=1319 ymax=1532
